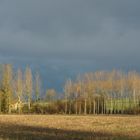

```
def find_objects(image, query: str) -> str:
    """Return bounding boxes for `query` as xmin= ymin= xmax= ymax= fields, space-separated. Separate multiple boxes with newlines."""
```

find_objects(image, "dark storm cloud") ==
xmin=0 ymin=0 xmax=140 ymax=91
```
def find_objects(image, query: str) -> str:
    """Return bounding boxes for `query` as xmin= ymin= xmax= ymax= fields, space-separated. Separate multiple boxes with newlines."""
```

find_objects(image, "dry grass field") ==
xmin=0 ymin=115 xmax=139 ymax=140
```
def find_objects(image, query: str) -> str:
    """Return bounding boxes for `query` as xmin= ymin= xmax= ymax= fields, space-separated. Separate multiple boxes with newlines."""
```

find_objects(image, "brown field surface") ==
xmin=0 ymin=115 xmax=139 ymax=140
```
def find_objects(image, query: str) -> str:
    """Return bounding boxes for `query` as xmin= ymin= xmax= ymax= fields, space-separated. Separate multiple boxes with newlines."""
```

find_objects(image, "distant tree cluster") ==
xmin=0 ymin=64 xmax=41 ymax=113
xmin=63 ymin=71 xmax=140 ymax=115
xmin=0 ymin=64 xmax=140 ymax=114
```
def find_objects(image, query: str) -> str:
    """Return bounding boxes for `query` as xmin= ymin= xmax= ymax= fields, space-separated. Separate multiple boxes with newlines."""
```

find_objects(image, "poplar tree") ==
xmin=1 ymin=64 xmax=13 ymax=113
xmin=25 ymin=66 xmax=33 ymax=111
xmin=14 ymin=69 xmax=23 ymax=113
xmin=46 ymin=89 xmax=56 ymax=102
xmin=35 ymin=72 xmax=41 ymax=102
xmin=64 ymin=79 xmax=72 ymax=114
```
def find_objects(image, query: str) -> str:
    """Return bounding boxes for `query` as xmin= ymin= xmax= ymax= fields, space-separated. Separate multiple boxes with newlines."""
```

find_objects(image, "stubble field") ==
xmin=0 ymin=115 xmax=139 ymax=140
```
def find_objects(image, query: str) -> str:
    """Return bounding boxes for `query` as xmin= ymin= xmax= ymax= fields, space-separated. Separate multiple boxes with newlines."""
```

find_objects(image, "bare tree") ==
xmin=35 ymin=72 xmax=41 ymax=102
xmin=14 ymin=69 xmax=23 ymax=113
xmin=1 ymin=64 xmax=13 ymax=113
xmin=46 ymin=89 xmax=56 ymax=102
xmin=64 ymin=79 xmax=72 ymax=114
xmin=25 ymin=66 xmax=33 ymax=111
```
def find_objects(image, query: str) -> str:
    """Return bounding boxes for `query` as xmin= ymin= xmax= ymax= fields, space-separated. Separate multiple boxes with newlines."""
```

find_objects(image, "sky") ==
xmin=0 ymin=0 xmax=140 ymax=92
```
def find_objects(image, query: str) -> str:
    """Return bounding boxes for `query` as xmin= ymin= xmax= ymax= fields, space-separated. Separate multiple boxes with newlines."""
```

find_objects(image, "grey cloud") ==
xmin=0 ymin=0 xmax=140 ymax=91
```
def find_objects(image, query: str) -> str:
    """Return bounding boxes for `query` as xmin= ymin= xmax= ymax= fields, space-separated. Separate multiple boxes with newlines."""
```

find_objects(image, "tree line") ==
xmin=0 ymin=64 xmax=34 ymax=113
xmin=0 ymin=64 xmax=140 ymax=114
xmin=63 ymin=71 xmax=140 ymax=115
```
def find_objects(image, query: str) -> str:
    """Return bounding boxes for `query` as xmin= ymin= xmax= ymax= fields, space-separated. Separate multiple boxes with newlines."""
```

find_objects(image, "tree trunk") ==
xmin=69 ymin=101 xmax=71 ymax=114
xmin=65 ymin=100 xmax=67 ymax=114
xmin=84 ymin=98 xmax=87 ymax=115
xmin=28 ymin=97 xmax=31 ymax=111
xmin=101 ymin=100 xmax=104 ymax=114
xmin=121 ymin=99 xmax=124 ymax=114
xmin=93 ymin=99 xmax=96 ymax=114
xmin=103 ymin=99 xmax=106 ymax=114
xmin=97 ymin=98 xmax=100 ymax=114
xmin=89 ymin=99 xmax=92 ymax=114
xmin=79 ymin=101 xmax=81 ymax=114
xmin=133 ymin=89 xmax=136 ymax=107
xmin=75 ymin=100 xmax=78 ymax=114
xmin=110 ymin=98 xmax=113 ymax=114
xmin=8 ymin=95 xmax=11 ymax=114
